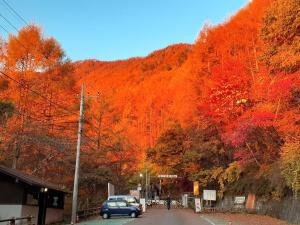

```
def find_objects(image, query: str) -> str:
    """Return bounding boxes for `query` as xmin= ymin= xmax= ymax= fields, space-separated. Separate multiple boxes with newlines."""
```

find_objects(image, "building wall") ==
xmin=0 ymin=174 xmax=24 ymax=204
xmin=21 ymin=205 xmax=64 ymax=224
xmin=45 ymin=208 xmax=64 ymax=224
xmin=21 ymin=205 xmax=39 ymax=225
xmin=0 ymin=205 xmax=22 ymax=221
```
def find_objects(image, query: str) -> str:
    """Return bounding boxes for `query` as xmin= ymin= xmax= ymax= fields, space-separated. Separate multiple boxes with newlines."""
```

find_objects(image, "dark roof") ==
xmin=0 ymin=165 xmax=70 ymax=193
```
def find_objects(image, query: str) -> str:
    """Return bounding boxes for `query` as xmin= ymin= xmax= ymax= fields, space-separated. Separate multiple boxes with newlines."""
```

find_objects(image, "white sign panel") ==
xmin=182 ymin=194 xmax=188 ymax=208
xmin=158 ymin=174 xmax=178 ymax=178
xmin=108 ymin=183 xmax=115 ymax=197
xmin=140 ymin=198 xmax=146 ymax=212
xmin=130 ymin=190 xmax=140 ymax=200
xmin=234 ymin=196 xmax=246 ymax=204
xmin=195 ymin=198 xmax=202 ymax=213
xmin=203 ymin=190 xmax=216 ymax=201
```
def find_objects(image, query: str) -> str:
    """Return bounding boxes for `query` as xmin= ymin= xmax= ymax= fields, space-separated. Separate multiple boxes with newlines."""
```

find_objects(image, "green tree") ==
xmin=147 ymin=123 xmax=186 ymax=175
xmin=0 ymin=101 xmax=14 ymax=123
xmin=281 ymin=140 xmax=300 ymax=199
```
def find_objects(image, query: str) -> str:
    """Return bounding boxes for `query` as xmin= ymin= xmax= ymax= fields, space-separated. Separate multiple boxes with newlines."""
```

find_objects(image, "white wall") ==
xmin=0 ymin=205 xmax=22 ymax=224
xmin=0 ymin=205 xmax=64 ymax=225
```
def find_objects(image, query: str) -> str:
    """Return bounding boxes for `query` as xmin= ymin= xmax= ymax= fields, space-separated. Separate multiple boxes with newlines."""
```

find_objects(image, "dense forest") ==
xmin=0 ymin=0 xmax=299 ymax=204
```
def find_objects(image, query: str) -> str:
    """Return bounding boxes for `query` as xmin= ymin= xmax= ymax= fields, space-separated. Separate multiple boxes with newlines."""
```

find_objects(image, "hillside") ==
xmin=1 ymin=0 xmax=300 ymax=203
xmin=73 ymin=43 xmax=196 ymax=149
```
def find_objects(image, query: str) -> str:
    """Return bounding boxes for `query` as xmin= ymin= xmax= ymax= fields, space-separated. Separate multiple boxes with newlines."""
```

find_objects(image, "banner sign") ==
xmin=193 ymin=181 xmax=199 ymax=196
xmin=195 ymin=198 xmax=201 ymax=213
xmin=203 ymin=190 xmax=216 ymax=201
xmin=158 ymin=174 xmax=178 ymax=178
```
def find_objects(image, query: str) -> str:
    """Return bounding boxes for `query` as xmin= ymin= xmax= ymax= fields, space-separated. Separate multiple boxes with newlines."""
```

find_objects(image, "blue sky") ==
xmin=0 ymin=0 xmax=249 ymax=61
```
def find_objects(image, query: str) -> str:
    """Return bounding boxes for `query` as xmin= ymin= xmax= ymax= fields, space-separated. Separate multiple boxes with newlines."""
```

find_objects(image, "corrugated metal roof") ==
xmin=0 ymin=165 xmax=71 ymax=193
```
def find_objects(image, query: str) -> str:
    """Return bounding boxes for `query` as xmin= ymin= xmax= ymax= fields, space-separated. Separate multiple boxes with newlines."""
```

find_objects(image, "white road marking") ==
xmin=200 ymin=215 xmax=217 ymax=225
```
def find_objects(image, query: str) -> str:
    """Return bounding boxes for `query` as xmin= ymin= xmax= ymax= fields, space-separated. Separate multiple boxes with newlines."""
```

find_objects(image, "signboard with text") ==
xmin=234 ymin=196 xmax=246 ymax=204
xmin=203 ymin=190 xmax=216 ymax=201
xmin=158 ymin=174 xmax=178 ymax=178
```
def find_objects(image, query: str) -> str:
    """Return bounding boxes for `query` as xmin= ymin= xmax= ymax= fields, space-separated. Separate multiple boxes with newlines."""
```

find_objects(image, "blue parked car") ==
xmin=100 ymin=200 xmax=141 ymax=219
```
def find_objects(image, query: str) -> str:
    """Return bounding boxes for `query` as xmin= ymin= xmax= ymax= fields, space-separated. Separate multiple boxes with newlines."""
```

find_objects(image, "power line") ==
xmin=0 ymin=13 xmax=18 ymax=32
xmin=0 ymin=22 xmax=10 ymax=34
xmin=1 ymin=0 xmax=27 ymax=25
xmin=0 ymin=21 xmax=28 ymax=50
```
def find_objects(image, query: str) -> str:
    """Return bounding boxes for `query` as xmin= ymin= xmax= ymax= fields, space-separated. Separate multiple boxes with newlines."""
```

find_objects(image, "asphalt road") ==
xmin=79 ymin=208 xmax=229 ymax=225
xmin=127 ymin=208 xmax=227 ymax=225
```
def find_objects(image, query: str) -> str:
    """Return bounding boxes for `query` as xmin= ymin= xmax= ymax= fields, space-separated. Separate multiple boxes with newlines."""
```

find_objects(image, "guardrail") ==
xmin=77 ymin=207 xmax=101 ymax=219
xmin=0 ymin=216 xmax=34 ymax=225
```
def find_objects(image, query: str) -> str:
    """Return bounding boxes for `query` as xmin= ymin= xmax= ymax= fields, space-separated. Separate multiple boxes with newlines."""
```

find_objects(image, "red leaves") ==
xmin=268 ymin=76 xmax=294 ymax=100
xmin=222 ymin=111 xmax=276 ymax=147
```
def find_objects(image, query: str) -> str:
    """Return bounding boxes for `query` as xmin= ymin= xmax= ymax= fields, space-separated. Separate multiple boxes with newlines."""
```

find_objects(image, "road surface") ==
xmin=78 ymin=208 xmax=291 ymax=225
xmin=127 ymin=208 xmax=226 ymax=225
xmin=79 ymin=208 xmax=228 ymax=225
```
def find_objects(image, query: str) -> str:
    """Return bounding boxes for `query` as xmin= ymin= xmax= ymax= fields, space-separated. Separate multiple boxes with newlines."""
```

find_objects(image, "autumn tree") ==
xmin=261 ymin=0 xmax=300 ymax=73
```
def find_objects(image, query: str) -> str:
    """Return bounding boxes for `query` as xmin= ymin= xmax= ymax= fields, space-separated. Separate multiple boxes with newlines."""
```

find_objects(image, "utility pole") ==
xmin=71 ymin=84 xmax=84 ymax=224
xmin=145 ymin=164 xmax=148 ymax=202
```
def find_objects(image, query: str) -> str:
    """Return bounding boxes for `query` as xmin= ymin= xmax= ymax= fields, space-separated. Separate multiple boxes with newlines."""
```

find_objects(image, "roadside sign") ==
xmin=158 ymin=174 xmax=178 ymax=178
xmin=140 ymin=198 xmax=146 ymax=212
xmin=182 ymin=194 xmax=188 ymax=208
xmin=137 ymin=183 xmax=142 ymax=191
xmin=130 ymin=190 xmax=140 ymax=200
xmin=203 ymin=190 xmax=216 ymax=201
xmin=234 ymin=196 xmax=246 ymax=204
xmin=193 ymin=181 xmax=199 ymax=196
xmin=195 ymin=198 xmax=201 ymax=213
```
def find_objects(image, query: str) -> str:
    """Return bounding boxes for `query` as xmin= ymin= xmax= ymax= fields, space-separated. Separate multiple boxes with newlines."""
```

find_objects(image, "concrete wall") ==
xmin=255 ymin=197 xmax=300 ymax=225
xmin=217 ymin=196 xmax=300 ymax=224
xmin=0 ymin=205 xmax=22 ymax=224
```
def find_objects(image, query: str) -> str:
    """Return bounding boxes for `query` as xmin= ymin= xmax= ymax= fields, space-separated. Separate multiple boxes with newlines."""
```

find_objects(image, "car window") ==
xmin=117 ymin=201 xmax=127 ymax=207
xmin=127 ymin=197 xmax=137 ymax=203
xmin=107 ymin=202 xmax=117 ymax=208
xmin=117 ymin=197 xmax=124 ymax=201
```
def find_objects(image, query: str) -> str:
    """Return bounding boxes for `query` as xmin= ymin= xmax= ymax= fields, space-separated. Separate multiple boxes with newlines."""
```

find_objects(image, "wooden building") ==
xmin=0 ymin=165 xmax=69 ymax=225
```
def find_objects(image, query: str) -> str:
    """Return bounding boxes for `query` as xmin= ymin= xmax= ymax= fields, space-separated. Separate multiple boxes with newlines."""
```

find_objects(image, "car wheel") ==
xmin=130 ymin=212 xmax=137 ymax=218
xmin=102 ymin=213 xmax=109 ymax=219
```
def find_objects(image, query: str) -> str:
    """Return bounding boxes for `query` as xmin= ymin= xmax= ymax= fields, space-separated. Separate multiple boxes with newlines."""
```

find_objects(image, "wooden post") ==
xmin=27 ymin=216 xmax=32 ymax=225
xmin=10 ymin=218 xmax=15 ymax=225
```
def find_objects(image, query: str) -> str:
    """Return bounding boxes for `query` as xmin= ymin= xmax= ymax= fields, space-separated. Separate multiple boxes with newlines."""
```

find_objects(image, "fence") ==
xmin=217 ymin=196 xmax=300 ymax=224
xmin=0 ymin=216 xmax=34 ymax=225
xmin=77 ymin=207 xmax=101 ymax=219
